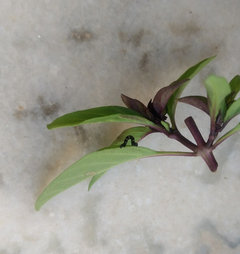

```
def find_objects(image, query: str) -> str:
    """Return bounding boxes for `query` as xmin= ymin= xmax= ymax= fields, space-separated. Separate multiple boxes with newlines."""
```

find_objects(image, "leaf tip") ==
xmin=120 ymin=93 xmax=127 ymax=100
xmin=35 ymin=192 xmax=48 ymax=211
xmin=34 ymin=200 xmax=41 ymax=211
xmin=121 ymin=94 xmax=131 ymax=107
xmin=206 ymin=55 xmax=216 ymax=62
xmin=88 ymin=184 xmax=92 ymax=192
xmin=47 ymin=123 xmax=54 ymax=129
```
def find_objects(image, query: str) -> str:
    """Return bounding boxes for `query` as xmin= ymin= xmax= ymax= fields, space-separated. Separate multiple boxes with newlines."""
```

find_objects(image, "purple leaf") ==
xmin=147 ymin=99 xmax=167 ymax=121
xmin=152 ymin=79 xmax=189 ymax=117
xmin=178 ymin=96 xmax=209 ymax=115
xmin=121 ymin=94 xmax=154 ymax=120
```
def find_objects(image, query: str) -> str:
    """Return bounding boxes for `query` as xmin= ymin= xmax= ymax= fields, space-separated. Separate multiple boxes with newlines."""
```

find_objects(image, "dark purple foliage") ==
xmin=121 ymin=94 xmax=154 ymax=120
xmin=152 ymin=79 xmax=189 ymax=117
xmin=121 ymin=75 xmax=239 ymax=172
xmin=178 ymin=96 xmax=209 ymax=115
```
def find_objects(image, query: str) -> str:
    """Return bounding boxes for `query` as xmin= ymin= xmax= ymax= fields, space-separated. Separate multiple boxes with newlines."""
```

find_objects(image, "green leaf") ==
xmin=224 ymin=98 xmax=240 ymax=122
xmin=109 ymin=126 xmax=153 ymax=148
xmin=214 ymin=123 xmax=240 ymax=148
xmin=230 ymin=75 xmax=240 ymax=99
xmin=205 ymin=75 xmax=231 ymax=120
xmin=35 ymin=146 xmax=191 ymax=210
xmin=88 ymin=172 xmax=105 ymax=191
xmin=47 ymin=106 xmax=155 ymax=129
xmin=226 ymin=75 xmax=240 ymax=105
xmin=161 ymin=121 xmax=170 ymax=131
xmin=167 ymin=56 xmax=215 ymax=128
xmin=88 ymin=126 xmax=153 ymax=190
xmin=36 ymin=147 xmax=158 ymax=210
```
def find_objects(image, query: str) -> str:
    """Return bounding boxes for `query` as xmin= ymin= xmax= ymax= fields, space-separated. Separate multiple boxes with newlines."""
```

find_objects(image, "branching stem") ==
xmin=184 ymin=116 xmax=218 ymax=171
xmin=150 ymin=116 xmax=220 ymax=172
xmin=185 ymin=116 xmax=206 ymax=148
xmin=168 ymin=130 xmax=197 ymax=152
xmin=149 ymin=124 xmax=197 ymax=152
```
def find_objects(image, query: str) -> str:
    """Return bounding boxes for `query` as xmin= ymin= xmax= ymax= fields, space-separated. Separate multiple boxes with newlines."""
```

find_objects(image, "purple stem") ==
xmin=185 ymin=116 xmax=206 ymax=148
xmin=199 ymin=149 xmax=218 ymax=172
xmin=148 ymin=118 xmax=218 ymax=171
xmin=206 ymin=118 xmax=217 ymax=147
xmin=168 ymin=130 xmax=197 ymax=152
xmin=185 ymin=116 xmax=218 ymax=172
xmin=149 ymin=124 xmax=197 ymax=152
xmin=154 ymin=151 xmax=197 ymax=157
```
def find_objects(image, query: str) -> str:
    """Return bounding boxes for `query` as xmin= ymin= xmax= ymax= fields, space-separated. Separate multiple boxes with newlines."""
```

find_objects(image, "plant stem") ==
xmin=148 ymin=124 xmax=169 ymax=135
xmin=155 ymin=151 xmax=197 ymax=157
xmin=206 ymin=118 xmax=217 ymax=147
xmin=149 ymin=124 xmax=197 ymax=152
xmin=198 ymin=149 xmax=218 ymax=172
xmin=185 ymin=116 xmax=206 ymax=148
xmin=168 ymin=130 xmax=197 ymax=152
xmin=185 ymin=116 xmax=218 ymax=172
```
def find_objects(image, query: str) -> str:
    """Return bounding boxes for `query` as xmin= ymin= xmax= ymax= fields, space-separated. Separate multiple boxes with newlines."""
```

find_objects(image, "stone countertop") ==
xmin=1 ymin=1 xmax=240 ymax=253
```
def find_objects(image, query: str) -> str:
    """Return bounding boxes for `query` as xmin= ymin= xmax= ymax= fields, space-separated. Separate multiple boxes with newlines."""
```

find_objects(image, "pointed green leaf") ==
xmin=35 ymin=146 xmax=192 ymax=210
xmin=226 ymin=75 xmax=240 ymax=105
xmin=47 ymin=106 xmax=155 ymax=129
xmin=35 ymin=146 xmax=166 ymax=210
xmin=160 ymin=121 xmax=170 ymax=131
xmin=88 ymin=172 xmax=105 ymax=191
xmin=88 ymin=126 xmax=153 ymax=190
xmin=109 ymin=126 xmax=153 ymax=148
xmin=230 ymin=75 xmax=240 ymax=99
xmin=167 ymin=56 xmax=215 ymax=128
xmin=205 ymin=75 xmax=231 ymax=120
xmin=214 ymin=123 xmax=240 ymax=148
xmin=224 ymin=98 xmax=240 ymax=122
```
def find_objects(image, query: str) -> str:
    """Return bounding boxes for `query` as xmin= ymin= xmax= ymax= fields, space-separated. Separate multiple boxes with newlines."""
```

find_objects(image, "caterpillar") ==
xmin=120 ymin=135 xmax=138 ymax=148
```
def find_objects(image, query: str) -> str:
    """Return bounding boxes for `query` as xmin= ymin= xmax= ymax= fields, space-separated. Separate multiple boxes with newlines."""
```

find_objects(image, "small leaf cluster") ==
xmin=35 ymin=56 xmax=240 ymax=210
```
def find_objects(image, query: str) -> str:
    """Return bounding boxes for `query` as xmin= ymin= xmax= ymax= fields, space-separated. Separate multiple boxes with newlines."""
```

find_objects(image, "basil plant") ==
xmin=35 ymin=56 xmax=240 ymax=210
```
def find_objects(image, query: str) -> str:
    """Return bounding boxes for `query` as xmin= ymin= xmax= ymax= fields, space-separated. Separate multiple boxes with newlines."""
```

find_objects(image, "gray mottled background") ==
xmin=1 ymin=1 xmax=240 ymax=253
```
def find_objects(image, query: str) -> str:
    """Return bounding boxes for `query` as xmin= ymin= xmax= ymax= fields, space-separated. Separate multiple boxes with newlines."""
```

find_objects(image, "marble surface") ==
xmin=1 ymin=0 xmax=240 ymax=253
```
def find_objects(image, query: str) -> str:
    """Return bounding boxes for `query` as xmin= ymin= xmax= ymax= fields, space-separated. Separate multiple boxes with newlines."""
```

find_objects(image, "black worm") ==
xmin=120 ymin=135 xmax=138 ymax=148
